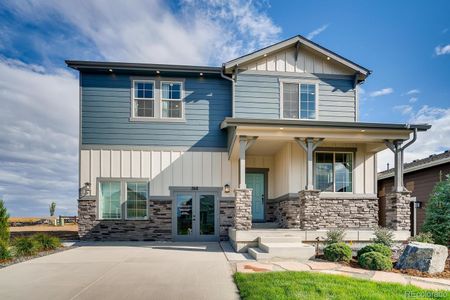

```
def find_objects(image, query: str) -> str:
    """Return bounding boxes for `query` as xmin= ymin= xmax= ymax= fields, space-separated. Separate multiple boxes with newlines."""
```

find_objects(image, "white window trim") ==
xmin=97 ymin=178 xmax=149 ymax=220
xmin=159 ymin=80 xmax=184 ymax=120
xmin=130 ymin=77 xmax=186 ymax=122
xmin=313 ymin=151 xmax=354 ymax=193
xmin=279 ymin=78 xmax=319 ymax=121
xmin=131 ymin=79 xmax=156 ymax=119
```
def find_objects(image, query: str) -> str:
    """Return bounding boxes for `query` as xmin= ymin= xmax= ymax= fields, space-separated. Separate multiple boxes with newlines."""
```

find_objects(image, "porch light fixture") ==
xmin=108 ymin=68 xmax=113 ymax=72
xmin=224 ymin=184 xmax=231 ymax=193
xmin=361 ymin=129 xmax=366 ymax=132
xmin=156 ymin=70 xmax=160 ymax=74
xmin=200 ymin=72 xmax=203 ymax=76
xmin=326 ymin=56 xmax=330 ymax=60
xmin=415 ymin=201 xmax=422 ymax=208
xmin=279 ymin=127 xmax=284 ymax=130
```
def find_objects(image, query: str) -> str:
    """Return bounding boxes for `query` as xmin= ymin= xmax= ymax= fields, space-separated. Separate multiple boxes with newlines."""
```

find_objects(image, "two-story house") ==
xmin=68 ymin=35 xmax=430 ymax=258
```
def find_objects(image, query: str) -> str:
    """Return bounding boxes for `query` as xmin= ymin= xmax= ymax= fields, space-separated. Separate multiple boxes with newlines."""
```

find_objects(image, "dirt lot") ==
xmin=9 ymin=224 xmax=78 ymax=232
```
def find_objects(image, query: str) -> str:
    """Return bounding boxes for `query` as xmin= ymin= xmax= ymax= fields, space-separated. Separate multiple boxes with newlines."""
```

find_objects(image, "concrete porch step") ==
xmin=258 ymin=236 xmax=304 ymax=244
xmin=248 ymin=241 xmax=316 ymax=261
xmin=248 ymin=247 xmax=270 ymax=260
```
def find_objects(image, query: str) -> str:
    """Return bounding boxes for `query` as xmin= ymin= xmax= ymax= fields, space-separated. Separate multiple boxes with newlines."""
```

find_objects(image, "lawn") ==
xmin=234 ymin=271 xmax=450 ymax=300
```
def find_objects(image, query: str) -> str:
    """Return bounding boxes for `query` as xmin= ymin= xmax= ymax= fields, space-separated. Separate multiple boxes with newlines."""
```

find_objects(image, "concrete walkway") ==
xmin=0 ymin=242 xmax=239 ymax=300
xmin=233 ymin=260 xmax=450 ymax=291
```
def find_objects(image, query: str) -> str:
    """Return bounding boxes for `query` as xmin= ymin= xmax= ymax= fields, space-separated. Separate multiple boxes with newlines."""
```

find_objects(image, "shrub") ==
xmin=324 ymin=228 xmax=345 ymax=246
xmin=323 ymin=242 xmax=352 ymax=262
xmin=409 ymin=232 xmax=434 ymax=244
xmin=357 ymin=243 xmax=392 ymax=258
xmin=372 ymin=227 xmax=395 ymax=247
xmin=13 ymin=237 xmax=38 ymax=256
xmin=358 ymin=251 xmax=392 ymax=271
xmin=0 ymin=199 xmax=9 ymax=243
xmin=0 ymin=240 xmax=11 ymax=260
xmin=33 ymin=234 xmax=61 ymax=251
xmin=422 ymin=175 xmax=450 ymax=246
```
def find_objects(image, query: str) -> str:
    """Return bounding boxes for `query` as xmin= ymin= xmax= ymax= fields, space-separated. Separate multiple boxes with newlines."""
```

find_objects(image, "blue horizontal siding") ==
xmin=234 ymin=73 xmax=356 ymax=121
xmin=81 ymin=73 xmax=231 ymax=147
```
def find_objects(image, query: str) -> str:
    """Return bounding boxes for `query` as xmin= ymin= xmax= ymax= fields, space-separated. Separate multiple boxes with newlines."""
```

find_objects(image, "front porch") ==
xmin=220 ymin=118 xmax=429 ymax=256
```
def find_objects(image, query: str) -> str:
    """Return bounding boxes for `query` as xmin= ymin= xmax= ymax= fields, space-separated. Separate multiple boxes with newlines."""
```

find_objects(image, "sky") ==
xmin=0 ymin=0 xmax=449 ymax=216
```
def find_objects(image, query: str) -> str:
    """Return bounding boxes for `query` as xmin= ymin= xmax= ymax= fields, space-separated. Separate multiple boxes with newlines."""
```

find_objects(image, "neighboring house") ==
xmin=378 ymin=150 xmax=450 ymax=236
xmin=67 ymin=35 xmax=430 ymax=256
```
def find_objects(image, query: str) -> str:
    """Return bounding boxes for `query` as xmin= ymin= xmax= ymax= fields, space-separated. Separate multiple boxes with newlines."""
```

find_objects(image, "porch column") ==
xmin=384 ymin=140 xmax=405 ymax=192
xmin=295 ymin=137 xmax=324 ymax=190
xmin=238 ymin=136 xmax=257 ymax=189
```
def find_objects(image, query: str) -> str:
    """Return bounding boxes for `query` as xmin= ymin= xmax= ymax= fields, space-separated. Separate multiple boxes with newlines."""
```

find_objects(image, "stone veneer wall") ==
xmin=78 ymin=199 xmax=172 ymax=241
xmin=265 ymin=199 xmax=279 ymax=222
xmin=219 ymin=199 xmax=235 ymax=240
xmin=234 ymin=189 xmax=252 ymax=230
xmin=385 ymin=191 xmax=411 ymax=231
xmin=299 ymin=190 xmax=379 ymax=230
xmin=278 ymin=196 xmax=301 ymax=229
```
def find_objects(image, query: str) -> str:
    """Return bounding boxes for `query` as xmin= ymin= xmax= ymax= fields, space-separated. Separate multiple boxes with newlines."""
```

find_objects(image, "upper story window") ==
xmin=281 ymin=81 xmax=318 ymax=120
xmin=133 ymin=81 xmax=155 ymax=118
xmin=131 ymin=78 xmax=184 ymax=121
xmin=161 ymin=81 xmax=182 ymax=118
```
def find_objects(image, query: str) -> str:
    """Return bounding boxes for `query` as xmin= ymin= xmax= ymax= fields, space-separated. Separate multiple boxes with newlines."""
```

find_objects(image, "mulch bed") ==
xmin=0 ymin=246 xmax=75 ymax=269
xmin=315 ymin=254 xmax=450 ymax=279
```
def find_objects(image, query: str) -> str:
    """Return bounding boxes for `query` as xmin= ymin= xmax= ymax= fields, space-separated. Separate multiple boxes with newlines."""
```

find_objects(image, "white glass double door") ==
xmin=173 ymin=191 xmax=218 ymax=241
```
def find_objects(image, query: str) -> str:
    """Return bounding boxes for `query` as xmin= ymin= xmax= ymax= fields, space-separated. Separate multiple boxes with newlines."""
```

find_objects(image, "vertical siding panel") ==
xmin=221 ymin=153 xmax=232 ymax=187
xmin=111 ymin=150 xmax=121 ymax=177
xmin=290 ymin=144 xmax=302 ymax=193
xmin=151 ymin=151 xmax=162 ymax=195
xmin=141 ymin=151 xmax=151 ymax=178
xmin=286 ymin=49 xmax=295 ymax=72
xmin=267 ymin=55 xmax=276 ymax=71
xmin=121 ymin=150 xmax=131 ymax=178
xmin=305 ymin=53 xmax=314 ymax=73
xmin=231 ymin=158 xmax=239 ymax=190
xmin=172 ymin=151 xmax=182 ymax=186
xmin=182 ymin=152 xmax=193 ymax=186
xmin=161 ymin=151 xmax=171 ymax=195
xmin=212 ymin=152 xmax=222 ymax=187
xmin=256 ymin=58 xmax=267 ymax=71
xmin=296 ymin=50 xmax=305 ymax=72
xmin=202 ymin=152 xmax=212 ymax=186
xmin=354 ymin=146 xmax=364 ymax=193
xmin=90 ymin=150 xmax=100 ymax=195
xmin=365 ymin=152 xmax=375 ymax=194
xmin=131 ymin=150 xmax=141 ymax=178
xmin=100 ymin=150 xmax=111 ymax=177
xmin=248 ymin=63 xmax=257 ymax=70
xmin=192 ymin=152 xmax=202 ymax=186
xmin=80 ymin=150 xmax=90 ymax=188
xmin=276 ymin=52 xmax=286 ymax=72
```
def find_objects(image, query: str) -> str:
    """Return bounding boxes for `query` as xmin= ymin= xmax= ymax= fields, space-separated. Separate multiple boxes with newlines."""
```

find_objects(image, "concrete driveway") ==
xmin=0 ymin=242 xmax=239 ymax=300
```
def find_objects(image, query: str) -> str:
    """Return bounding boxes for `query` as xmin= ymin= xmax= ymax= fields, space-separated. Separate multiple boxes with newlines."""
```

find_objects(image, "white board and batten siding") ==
xmin=81 ymin=149 xmax=238 ymax=197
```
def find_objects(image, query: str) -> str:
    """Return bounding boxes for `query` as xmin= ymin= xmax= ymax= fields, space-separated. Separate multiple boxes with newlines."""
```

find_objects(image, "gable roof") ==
xmin=378 ymin=150 xmax=450 ymax=180
xmin=223 ymin=35 xmax=371 ymax=80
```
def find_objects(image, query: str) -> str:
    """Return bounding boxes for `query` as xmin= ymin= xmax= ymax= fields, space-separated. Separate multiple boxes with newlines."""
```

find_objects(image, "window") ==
xmin=282 ymin=82 xmax=317 ymax=120
xmin=126 ymin=182 xmax=148 ymax=219
xmin=314 ymin=152 xmax=353 ymax=192
xmin=99 ymin=182 xmax=122 ymax=219
xmin=133 ymin=81 xmax=154 ymax=118
xmin=161 ymin=81 xmax=182 ymax=118
xmin=98 ymin=180 xmax=149 ymax=220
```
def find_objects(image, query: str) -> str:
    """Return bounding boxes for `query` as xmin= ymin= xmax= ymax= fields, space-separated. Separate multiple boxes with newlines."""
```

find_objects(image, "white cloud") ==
xmin=377 ymin=105 xmax=450 ymax=172
xmin=409 ymin=97 xmax=418 ymax=103
xmin=406 ymin=89 xmax=420 ymax=95
xmin=435 ymin=44 xmax=450 ymax=56
xmin=369 ymin=88 xmax=393 ymax=97
xmin=306 ymin=24 xmax=329 ymax=40
xmin=6 ymin=0 xmax=281 ymax=65
xmin=0 ymin=59 xmax=79 ymax=216
xmin=393 ymin=104 xmax=413 ymax=115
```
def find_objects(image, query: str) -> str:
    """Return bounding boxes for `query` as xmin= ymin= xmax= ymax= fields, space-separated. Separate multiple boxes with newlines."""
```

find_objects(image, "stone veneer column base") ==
xmin=299 ymin=190 xmax=379 ymax=230
xmin=385 ymin=191 xmax=411 ymax=231
xmin=278 ymin=196 xmax=301 ymax=229
xmin=234 ymin=189 xmax=252 ymax=230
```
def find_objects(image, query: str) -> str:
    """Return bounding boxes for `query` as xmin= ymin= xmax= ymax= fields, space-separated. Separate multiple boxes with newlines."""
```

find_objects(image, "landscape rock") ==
xmin=396 ymin=242 xmax=448 ymax=274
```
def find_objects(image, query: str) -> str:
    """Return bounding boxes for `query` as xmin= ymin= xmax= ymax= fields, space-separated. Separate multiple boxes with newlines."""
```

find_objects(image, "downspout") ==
xmin=221 ymin=64 xmax=236 ymax=118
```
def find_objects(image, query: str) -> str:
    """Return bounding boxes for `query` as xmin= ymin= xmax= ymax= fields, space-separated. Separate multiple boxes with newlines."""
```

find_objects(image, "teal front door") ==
xmin=246 ymin=173 xmax=265 ymax=222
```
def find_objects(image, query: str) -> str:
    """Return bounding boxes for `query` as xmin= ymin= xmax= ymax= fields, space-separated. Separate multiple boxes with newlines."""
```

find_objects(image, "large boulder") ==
xmin=396 ymin=242 xmax=448 ymax=273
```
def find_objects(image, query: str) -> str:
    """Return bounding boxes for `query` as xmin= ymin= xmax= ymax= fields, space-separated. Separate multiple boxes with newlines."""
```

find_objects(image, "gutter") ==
xmin=221 ymin=64 xmax=236 ymax=118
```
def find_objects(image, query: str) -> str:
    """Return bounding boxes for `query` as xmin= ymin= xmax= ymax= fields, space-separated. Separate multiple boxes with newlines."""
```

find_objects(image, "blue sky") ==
xmin=0 ymin=0 xmax=449 ymax=216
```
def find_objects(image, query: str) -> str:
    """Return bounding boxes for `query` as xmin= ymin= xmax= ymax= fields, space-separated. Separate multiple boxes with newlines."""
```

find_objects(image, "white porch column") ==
xmin=295 ymin=137 xmax=324 ymax=190
xmin=239 ymin=137 xmax=247 ymax=189
xmin=384 ymin=139 xmax=405 ymax=192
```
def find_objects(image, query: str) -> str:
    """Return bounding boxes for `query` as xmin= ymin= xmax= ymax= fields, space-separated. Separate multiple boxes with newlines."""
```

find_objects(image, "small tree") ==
xmin=49 ymin=202 xmax=56 ymax=217
xmin=422 ymin=175 xmax=450 ymax=246
xmin=0 ymin=199 xmax=10 ymax=244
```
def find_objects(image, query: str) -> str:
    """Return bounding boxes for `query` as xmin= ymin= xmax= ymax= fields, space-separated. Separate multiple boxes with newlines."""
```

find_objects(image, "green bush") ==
xmin=409 ymin=232 xmax=434 ymax=244
xmin=323 ymin=242 xmax=352 ymax=262
xmin=324 ymin=228 xmax=345 ymax=246
xmin=357 ymin=243 xmax=392 ymax=258
xmin=0 ymin=199 xmax=9 ymax=244
xmin=422 ymin=175 xmax=450 ymax=246
xmin=0 ymin=240 xmax=11 ymax=260
xmin=33 ymin=234 xmax=61 ymax=251
xmin=13 ymin=237 xmax=38 ymax=257
xmin=372 ymin=227 xmax=395 ymax=247
xmin=358 ymin=251 xmax=392 ymax=271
